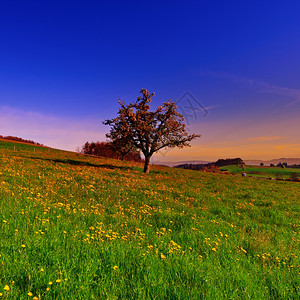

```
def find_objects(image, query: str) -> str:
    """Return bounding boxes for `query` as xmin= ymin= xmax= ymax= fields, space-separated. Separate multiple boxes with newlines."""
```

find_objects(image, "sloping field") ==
xmin=0 ymin=141 xmax=299 ymax=299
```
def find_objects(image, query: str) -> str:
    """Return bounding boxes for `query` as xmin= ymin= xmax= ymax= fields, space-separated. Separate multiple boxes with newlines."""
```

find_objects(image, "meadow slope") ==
xmin=0 ymin=141 xmax=299 ymax=299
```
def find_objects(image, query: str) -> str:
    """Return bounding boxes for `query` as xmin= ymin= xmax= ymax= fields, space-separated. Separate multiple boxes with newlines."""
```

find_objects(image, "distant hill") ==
xmin=174 ymin=158 xmax=245 ymax=170
xmin=155 ymin=158 xmax=300 ymax=168
xmin=152 ymin=160 xmax=211 ymax=167
xmin=0 ymin=135 xmax=44 ymax=146
xmin=245 ymin=158 xmax=300 ymax=166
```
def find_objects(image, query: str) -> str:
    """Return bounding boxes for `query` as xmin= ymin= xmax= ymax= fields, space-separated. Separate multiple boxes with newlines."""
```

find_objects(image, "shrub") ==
xmin=81 ymin=141 xmax=143 ymax=163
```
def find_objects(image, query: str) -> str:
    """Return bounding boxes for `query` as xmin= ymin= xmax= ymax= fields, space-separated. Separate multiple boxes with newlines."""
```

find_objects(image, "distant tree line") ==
xmin=175 ymin=158 xmax=245 ymax=171
xmin=276 ymin=162 xmax=300 ymax=169
xmin=0 ymin=135 xmax=43 ymax=146
xmin=288 ymin=164 xmax=300 ymax=169
xmin=81 ymin=141 xmax=144 ymax=163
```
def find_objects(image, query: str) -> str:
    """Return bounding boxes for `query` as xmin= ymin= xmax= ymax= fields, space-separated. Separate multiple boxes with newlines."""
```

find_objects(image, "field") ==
xmin=0 ymin=141 xmax=299 ymax=299
xmin=220 ymin=165 xmax=300 ymax=179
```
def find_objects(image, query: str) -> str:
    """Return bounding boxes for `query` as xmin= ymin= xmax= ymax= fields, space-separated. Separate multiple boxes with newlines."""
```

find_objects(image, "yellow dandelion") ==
xmin=46 ymin=287 xmax=50 ymax=291
xmin=56 ymin=279 xmax=62 ymax=283
xmin=21 ymin=244 xmax=26 ymax=248
xmin=27 ymin=292 xmax=33 ymax=296
xmin=212 ymin=248 xmax=217 ymax=252
xmin=3 ymin=285 xmax=9 ymax=291
xmin=160 ymin=253 xmax=166 ymax=259
xmin=33 ymin=297 xmax=39 ymax=300
xmin=112 ymin=266 xmax=118 ymax=270
xmin=40 ymin=268 xmax=44 ymax=272
xmin=0 ymin=292 xmax=3 ymax=296
xmin=48 ymin=281 xmax=53 ymax=285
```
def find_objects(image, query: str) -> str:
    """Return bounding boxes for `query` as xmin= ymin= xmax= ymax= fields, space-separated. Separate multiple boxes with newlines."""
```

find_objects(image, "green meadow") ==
xmin=220 ymin=164 xmax=300 ymax=179
xmin=0 ymin=140 xmax=299 ymax=299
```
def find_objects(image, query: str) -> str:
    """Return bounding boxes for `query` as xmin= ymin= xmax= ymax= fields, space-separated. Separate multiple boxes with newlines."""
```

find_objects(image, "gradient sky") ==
xmin=1 ymin=1 xmax=299 ymax=162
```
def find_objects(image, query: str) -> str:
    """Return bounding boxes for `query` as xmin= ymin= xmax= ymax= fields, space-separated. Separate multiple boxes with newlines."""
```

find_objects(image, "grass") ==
xmin=0 ymin=140 xmax=299 ymax=299
xmin=220 ymin=164 xmax=300 ymax=179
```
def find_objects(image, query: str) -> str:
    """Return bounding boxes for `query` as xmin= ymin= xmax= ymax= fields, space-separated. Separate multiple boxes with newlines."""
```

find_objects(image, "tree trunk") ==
xmin=143 ymin=155 xmax=151 ymax=173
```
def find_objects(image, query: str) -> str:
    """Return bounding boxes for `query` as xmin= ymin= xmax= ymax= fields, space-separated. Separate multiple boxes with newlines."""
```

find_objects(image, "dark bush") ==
xmin=81 ymin=141 xmax=143 ymax=163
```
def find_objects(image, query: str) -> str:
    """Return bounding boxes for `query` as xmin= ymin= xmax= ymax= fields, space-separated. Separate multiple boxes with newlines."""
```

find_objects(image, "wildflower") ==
xmin=28 ymin=292 xmax=33 ymax=296
xmin=160 ymin=253 xmax=166 ymax=259
xmin=112 ymin=266 xmax=118 ymax=270
xmin=46 ymin=288 xmax=50 ymax=291
xmin=56 ymin=279 xmax=62 ymax=283
xmin=21 ymin=244 xmax=26 ymax=248
xmin=40 ymin=268 xmax=44 ymax=272
xmin=48 ymin=282 xmax=53 ymax=285
xmin=0 ymin=293 xmax=3 ymax=296
xmin=212 ymin=248 xmax=217 ymax=252
xmin=3 ymin=286 xmax=9 ymax=291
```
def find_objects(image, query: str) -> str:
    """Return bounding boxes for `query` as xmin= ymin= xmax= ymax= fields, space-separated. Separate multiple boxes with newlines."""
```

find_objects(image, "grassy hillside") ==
xmin=0 ymin=140 xmax=299 ymax=299
xmin=221 ymin=164 xmax=300 ymax=179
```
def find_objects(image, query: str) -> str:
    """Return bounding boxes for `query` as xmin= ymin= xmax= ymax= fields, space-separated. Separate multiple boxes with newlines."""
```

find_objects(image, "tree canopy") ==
xmin=103 ymin=89 xmax=200 ymax=173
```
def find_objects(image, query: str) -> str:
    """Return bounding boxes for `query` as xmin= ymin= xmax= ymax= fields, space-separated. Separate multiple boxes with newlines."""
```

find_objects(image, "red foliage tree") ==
xmin=82 ymin=141 xmax=143 ymax=162
xmin=103 ymin=89 xmax=200 ymax=173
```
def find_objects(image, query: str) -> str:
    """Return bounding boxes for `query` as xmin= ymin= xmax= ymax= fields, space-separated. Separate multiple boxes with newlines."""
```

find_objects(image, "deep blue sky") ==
xmin=1 ymin=1 xmax=299 ymax=160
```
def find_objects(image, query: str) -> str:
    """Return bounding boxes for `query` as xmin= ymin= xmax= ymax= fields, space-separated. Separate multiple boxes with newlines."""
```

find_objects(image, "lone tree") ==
xmin=103 ymin=89 xmax=200 ymax=173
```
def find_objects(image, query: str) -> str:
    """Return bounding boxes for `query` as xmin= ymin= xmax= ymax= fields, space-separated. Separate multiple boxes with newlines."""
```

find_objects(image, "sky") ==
xmin=0 ymin=1 xmax=299 ymax=162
